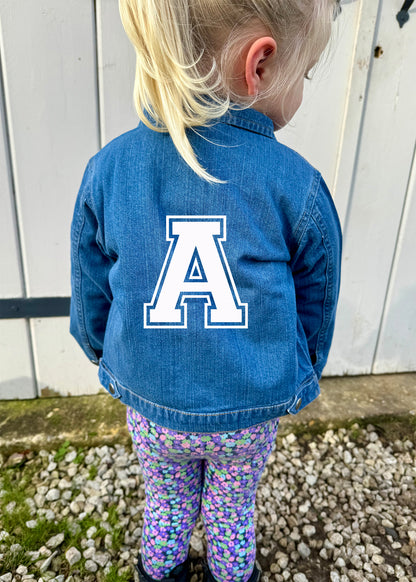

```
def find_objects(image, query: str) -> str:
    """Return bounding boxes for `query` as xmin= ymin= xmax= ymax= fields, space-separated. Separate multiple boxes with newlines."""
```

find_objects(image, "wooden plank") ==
xmin=0 ymin=31 xmax=22 ymax=298
xmin=96 ymin=0 xmax=137 ymax=146
xmin=0 ymin=321 xmax=36 ymax=399
xmin=0 ymin=0 xmax=99 ymax=297
xmin=330 ymin=0 xmax=381 ymax=228
xmin=0 ymin=23 xmax=35 ymax=397
xmin=278 ymin=0 xmax=363 ymax=198
xmin=373 ymin=147 xmax=416 ymax=372
xmin=325 ymin=0 xmax=416 ymax=375
xmin=32 ymin=318 xmax=101 ymax=397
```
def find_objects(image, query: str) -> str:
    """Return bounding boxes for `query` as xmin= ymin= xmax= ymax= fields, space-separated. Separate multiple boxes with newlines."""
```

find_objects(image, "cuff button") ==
xmin=108 ymin=383 xmax=116 ymax=395
xmin=295 ymin=398 xmax=302 ymax=411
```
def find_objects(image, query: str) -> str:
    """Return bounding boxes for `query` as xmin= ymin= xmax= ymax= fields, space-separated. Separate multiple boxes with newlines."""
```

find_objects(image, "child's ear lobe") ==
xmin=245 ymin=37 xmax=277 ymax=97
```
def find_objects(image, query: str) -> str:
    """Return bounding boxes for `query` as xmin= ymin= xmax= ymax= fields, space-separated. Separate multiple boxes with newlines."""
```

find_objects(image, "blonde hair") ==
xmin=119 ymin=0 xmax=335 ymax=182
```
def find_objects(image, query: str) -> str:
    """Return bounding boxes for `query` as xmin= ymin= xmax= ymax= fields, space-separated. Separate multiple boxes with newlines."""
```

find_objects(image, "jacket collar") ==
xmin=220 ymin=107 xmax=275 ymax=139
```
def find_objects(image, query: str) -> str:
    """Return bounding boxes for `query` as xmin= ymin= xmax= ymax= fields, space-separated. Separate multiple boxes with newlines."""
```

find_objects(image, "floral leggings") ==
xmin=127 ymin=408 xmax=279 ymax=582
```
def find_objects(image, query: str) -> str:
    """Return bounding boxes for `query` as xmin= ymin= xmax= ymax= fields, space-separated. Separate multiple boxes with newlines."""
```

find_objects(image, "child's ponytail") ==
xmin=119 ymin=0 xmax=229 ymax=183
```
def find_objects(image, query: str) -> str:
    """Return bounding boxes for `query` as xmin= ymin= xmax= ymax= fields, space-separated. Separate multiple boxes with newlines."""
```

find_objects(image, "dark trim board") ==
xmin=0 ymin=297 xmax=71 ymax=319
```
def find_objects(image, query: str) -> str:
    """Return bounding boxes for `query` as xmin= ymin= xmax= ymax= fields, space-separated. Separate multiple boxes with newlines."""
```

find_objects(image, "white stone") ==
xmin=293 ymin=574 xmax=308 ymax=582
xmin=45 ymin=489 xmax=60 ymax=502
xmin=85 ymin=454 xmax=96 ymax=465
xmin=298 ymin=543 xmax=311 ymax=559
xmin=190 ymin=535 xmax=204 ymax=554
xmin=328 ymin=532 xmax=343 ymax=547
xmin=69 ymin=501 xmax=81 ymax=514
xmin=34 ymin=493 xmax=45 ymax=508
xmin=39 ymin=546 xmax=52 ymax=557
xmin=302 ymin=525 xmax=316 ymax=538
xmin=65 ymin=451 xmax=77 ymax=463
xmin=58 ymin=478 xmax=72 ymax=490
xmin=46 ymin=533 xmax=65 ymax=549
xmin=343 ymin=451 xmax=352 ymax=464
xmin=39 ymin=550 xmax=58 ymax=572
xmin=86 ymin=526 xmax=97 ymax=539
xmin=94 ymin=552 xmax=110 ymax=567
xmin=395 ymin=565 xmax=406 ymax=577
xmin=85 ymin=560 xmax=98 ymax=573
xmin=319 ymin=548 xmax=329 ymax=560
xmin=276 ymin=554 xmax=289 ymax=570
xmin=83 ymin=547 xmax=95 ymax=560
xmin=16 ymin=566 xmax=28 ymax=576
xmin=44 ymin=509 xmax=55 ymax=521
xmin=65 ymin=547 xmax=82 ymax=566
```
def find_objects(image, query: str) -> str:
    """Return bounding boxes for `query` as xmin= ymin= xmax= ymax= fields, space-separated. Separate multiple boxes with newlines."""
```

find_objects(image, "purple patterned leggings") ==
xmin=127 ymin=408 xmax=279 ymax=582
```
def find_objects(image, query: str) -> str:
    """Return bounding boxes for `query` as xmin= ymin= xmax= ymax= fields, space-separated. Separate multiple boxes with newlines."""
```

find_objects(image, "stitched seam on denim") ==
xmin=72 ymin=163 xmax=99 ymax=362
xmin=73 ymin=206 xmax=98 ymax=361
xmin=85 ymin=165 xmax=118 ymax=261
xmin=293 ymin=170 xmax=320 ymax=246
xmin=100 ymin=360 xmax=316 ymax=417
xmin=124 ymin=387 xmax=289 ymax=417
xmin=310 ymin=209 xmax=332 ymax=370
xmin=220 ymin=114 xmax=275 ymax=138
xmin=100 ymin=362 xmax=290 ymax=416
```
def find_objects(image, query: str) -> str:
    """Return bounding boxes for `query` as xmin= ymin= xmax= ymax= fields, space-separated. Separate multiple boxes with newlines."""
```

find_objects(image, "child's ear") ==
xmin=245 ymin=37 xmax=277 ymax=96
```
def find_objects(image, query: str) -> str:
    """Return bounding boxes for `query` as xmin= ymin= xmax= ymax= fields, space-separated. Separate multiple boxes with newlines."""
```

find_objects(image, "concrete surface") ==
xmin=0 ymin=373 xmax=415 ymax=454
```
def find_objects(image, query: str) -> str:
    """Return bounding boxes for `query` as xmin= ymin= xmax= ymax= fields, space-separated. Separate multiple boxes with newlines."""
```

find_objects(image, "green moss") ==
xmin=111 ymin=526 xmax=124 ymax=553
xmin=1 ymin=546 xmax=31 ymax=573
xmin=54 ymin=440 xmax=71 ymax=462
xmin=0 ymin=468 xmax=37 ymax=534
xmin=107 ymin=505 xmax=120 ymax=528
xmin=19 ymin=518 xmax=67 ymax=551
xmin=88 ymin=464 xmax=98 ymax=480
xmin=104 ymin=564 xmax=133 ymax=582
xmin=74 ymin=449 xmax=85 ymax=464
xmin=0 ymin=394 xmax=129 ymax=456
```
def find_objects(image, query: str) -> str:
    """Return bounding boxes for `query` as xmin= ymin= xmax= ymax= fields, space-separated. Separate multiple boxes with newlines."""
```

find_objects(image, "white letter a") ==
xmin=144 ymin=216 xmax=248 ymax=328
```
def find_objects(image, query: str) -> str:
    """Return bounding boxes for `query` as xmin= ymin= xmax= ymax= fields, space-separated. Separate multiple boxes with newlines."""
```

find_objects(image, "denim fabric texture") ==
xmin=70 ymin=107 xmax=342 ymax=432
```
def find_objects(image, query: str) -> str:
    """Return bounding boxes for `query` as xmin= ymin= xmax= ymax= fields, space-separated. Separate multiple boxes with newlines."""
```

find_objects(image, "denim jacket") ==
xmin=70 ymin=107 xmax=342 ymax=432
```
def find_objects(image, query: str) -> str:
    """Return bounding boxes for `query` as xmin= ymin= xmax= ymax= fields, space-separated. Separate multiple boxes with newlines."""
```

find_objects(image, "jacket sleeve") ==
xmin=70 ymin=159 xmax=114 ymax=364
xmin=290 ymin=175 xmax=342 ymax=379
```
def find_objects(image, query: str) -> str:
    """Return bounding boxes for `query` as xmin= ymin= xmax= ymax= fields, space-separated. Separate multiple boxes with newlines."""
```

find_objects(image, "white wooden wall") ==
xmin=0 ymin=0 xmax=415 ymax=399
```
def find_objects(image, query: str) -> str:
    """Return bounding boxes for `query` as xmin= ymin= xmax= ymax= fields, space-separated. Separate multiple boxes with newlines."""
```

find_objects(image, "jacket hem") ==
xmin=98 ymin=360 xmax=320 ymax=433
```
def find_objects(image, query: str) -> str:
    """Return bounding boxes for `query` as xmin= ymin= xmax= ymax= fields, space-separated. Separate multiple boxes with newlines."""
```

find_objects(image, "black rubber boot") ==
xmin=202 ymin=562 xmax=261 ymax=582
xmin=135 ymin=555 xmax=191 ymax=582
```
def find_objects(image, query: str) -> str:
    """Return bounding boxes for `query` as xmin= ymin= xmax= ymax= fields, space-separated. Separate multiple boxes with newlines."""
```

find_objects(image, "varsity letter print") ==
xmin=144 ymin=216 xmax=248 ymax=328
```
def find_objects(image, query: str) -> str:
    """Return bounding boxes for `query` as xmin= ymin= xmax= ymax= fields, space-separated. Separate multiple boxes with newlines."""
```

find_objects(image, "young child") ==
xmin=70 ymin=1 xmax=342 ymax=581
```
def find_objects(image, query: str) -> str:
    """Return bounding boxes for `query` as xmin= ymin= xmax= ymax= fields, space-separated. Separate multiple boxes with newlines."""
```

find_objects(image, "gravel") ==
xmin=0 ymin=423 xmax=415 ymax=582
